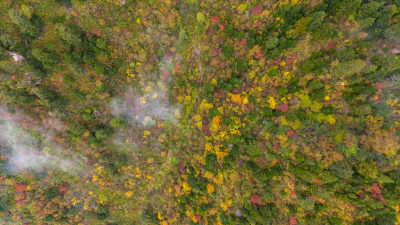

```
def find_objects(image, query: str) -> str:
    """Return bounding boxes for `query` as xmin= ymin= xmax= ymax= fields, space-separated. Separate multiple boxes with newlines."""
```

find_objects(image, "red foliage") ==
xmin=162 ymin=69 xmax=170 ymax=76
xmin=374 ymin=95 xmax=382 ymax=104
xmin=58 ymin=186 xmax=67 ymax=193
xmin=211 ymin=16 xmax=219 ymax=23
xmin=174 ymin=185 xmax=181 ymax=194
xmin=211 ymin=48 xmax=219 ymax=56
xmin=85 ymin=32 xmax=93 ymax=38
xmin=255 ymin=51 xmax=264 ymax=59
xmin=195 ymin=214 xmax=201 ymax=221
xmin=163 ymin=52 xmax=171 ymax=61
xmin=178 ymin=163 xmax=185 ymax=173
xmin=287 ymin=130 xmax=296 ymax=138
xmin=249 ymin=177 xmax=255 ymax=183
xmin=250 ymin=193 xmax=262 ymax=205
xmin=15 ymin=194 xmax=25 ymax=201
xmin=370 ymin=183 xmax=386 ymax=203
xmin=15 ymin=184 xmax=27 ymax=193
xmin=173 ymin=64 xmax=183 ymax=75
xmin=326 ymin=43 xmax=335 ymax=50
xmin=311 ymin=177 xmax=323 ymax=185
xmin=12 ymin=74 xmax=18 ymax=79
xmin=15 ymin=200 xmax=24 ymax=205
xmin=238 ymin=38 xmax=247 ymax=47
xmin=253 ymin=22 xmax=262 ymax=28
xmin=277 ymin=104 xmax=289 ymax=112
xmin=375 ymin=81 xmax=389 ymax=92
xmin=290 ymin=216 xmax=297 ymax=225
xmin=251 ymin=5 xmax=263 ymax=16
xmin=91 ymin=27 xmax=101 ymax=36
xmin=202 ymin=124 xmax=210 ymax=132
xmin=290 ymin=191 xmax=297 ymax=199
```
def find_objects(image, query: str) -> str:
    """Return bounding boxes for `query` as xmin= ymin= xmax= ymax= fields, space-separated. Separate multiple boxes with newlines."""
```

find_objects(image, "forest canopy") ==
xmin=0 ymin=0 xmax=400 ymax=224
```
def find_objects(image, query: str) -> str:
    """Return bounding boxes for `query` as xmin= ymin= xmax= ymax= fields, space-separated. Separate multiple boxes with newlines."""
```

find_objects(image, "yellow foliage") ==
xmin=267 ymin=96 xmax=277 ymax=109
xmin=221 ymin=202 xmax=228 ymax=211
xmin=182 ymin=182 xmax=192 ymax=193
xmin=83 ymin=130 xmax=90 ymax=137
xmin=310 ymin=101 xmax=322 ymax=112
xmin=205 ymin=142 xmax=213 ymax=151
xmin=228 ymin=93 xmax=242 ymax=104
xmin=199 ymin=99 xmax=213 ymax=113
xmin=92 ymin=175 xmax=98 ymax=182
xmin=125 ymin=191 xmax=134 ymax=198
xmin=157 ymin=211 xmax=163 ymax=221
xmin=237 ymin=3 xmax=248 ymax=13
xmin=326 ymin=115 xmax=336 ymax=125
xmin=207 ymin=184 xmax=215 ymax=194
xmin=210 ymin=115 xmax=222 ymax=132
xmin=243 ymin=96 xmax=249 ymax=105
xmin=143 ymin=130 xmax=150 ymax=138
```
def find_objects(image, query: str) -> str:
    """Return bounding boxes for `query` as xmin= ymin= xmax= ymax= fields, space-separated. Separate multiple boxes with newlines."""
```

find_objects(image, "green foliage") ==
xmin=56 ymin=23 xmax=82 ymax=46
xmin=328 ymin=162 xmax=354 ymax=179
xmin=205 ymin=152 xmax=217 ymax=174
xmin=0 ymin=191 xmax=11 ymax=212
xmin=45 ymin=187 xmax=59 ymax=200
xmin=0 ymin=1 xmax=399 ymax=224
xmin=308 ymin=11 xmax=325 ymax=31
xmin=222 ymin=45 xmax=234 ymax=58
xmin=97 ymin=204 xmax=110 ymax=220
xmin=8 ymin=9 xmax=41 ymax=39
xmin=265 ymin=37 xmax=279 ymax=50
xmin=334 ymin=59 xmax=366 ymax=77
xmin=357 ymin=161 xmax=378 ymax=179
xmin=236 ymin=60 xmax=249 ymax=73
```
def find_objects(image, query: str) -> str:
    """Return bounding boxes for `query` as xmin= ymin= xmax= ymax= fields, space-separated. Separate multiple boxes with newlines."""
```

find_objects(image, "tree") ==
xmin=383 ymin=23 xmax=400 ymax=41
xmin=8 ymin=9 xmax=40 ymax=39
xmin=328 ymin=161 xmax=354 ymax=179
xmin=307 ymin=11 xmax=325 ymax=32
xmin=334 ymin=59 xmax=366 ymax=77
xmin=265 ymin=37 xmax=279 ymax=49
xmin=56 ymin=23 xmax=82 ymax=46
xmin=357 ymin=161 xmax=378 ymax=179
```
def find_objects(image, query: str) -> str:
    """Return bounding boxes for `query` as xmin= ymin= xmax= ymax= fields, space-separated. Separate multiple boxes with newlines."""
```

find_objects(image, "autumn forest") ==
xmin=1 ymin=0 xmax=400 ymax=224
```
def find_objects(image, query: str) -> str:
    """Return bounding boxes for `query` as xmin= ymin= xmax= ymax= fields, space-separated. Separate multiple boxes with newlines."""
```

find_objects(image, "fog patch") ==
xmin=0 ymin=107 xmax=84 ymax=174
xmin=111 ymin=88 xmax=180 ymax=127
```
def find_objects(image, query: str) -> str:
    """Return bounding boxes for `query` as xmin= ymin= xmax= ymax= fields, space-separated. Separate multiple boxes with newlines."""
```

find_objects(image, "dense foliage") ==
xmin=0 ymin=0 xmax=400 ymax=224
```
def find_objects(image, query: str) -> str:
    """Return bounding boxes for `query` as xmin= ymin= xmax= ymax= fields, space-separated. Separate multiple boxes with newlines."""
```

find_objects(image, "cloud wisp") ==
xmin=0 ymin=107 xmax=83 ymax=174
xmin=111 ymin=88 xmax=180 ymax=127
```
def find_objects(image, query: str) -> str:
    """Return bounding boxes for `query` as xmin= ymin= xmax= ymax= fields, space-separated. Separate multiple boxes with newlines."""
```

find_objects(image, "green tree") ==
xmin=383 ymin=23 xmax=400 ymax=41
xmin=329 ymin=161 xmax=354 ymax=179
xmin=334 ymin=59 xmax=366 ymax=77
xmin=357 ymin=161 xmax=378 ymax=179
xmin=8 ymin=9 xmax=40 ymax=39
xmin=56 ymin=23 xmax=82 ymax=46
